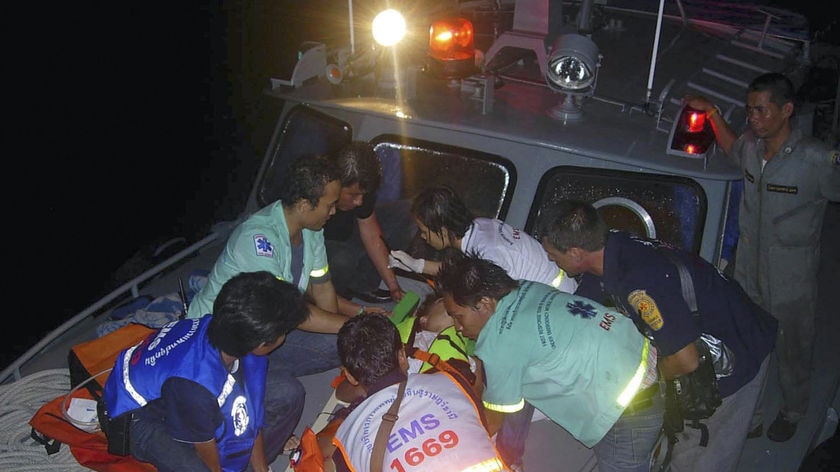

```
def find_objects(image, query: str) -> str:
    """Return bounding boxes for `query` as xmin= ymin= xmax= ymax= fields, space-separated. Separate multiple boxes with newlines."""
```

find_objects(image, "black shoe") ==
xmin=351 ymin=289 xmax=392 ymax=303
xmin=767 ymin=414 xmax=798 ymax=442
xmin=746 ymin=424 xmax=763 ymax=439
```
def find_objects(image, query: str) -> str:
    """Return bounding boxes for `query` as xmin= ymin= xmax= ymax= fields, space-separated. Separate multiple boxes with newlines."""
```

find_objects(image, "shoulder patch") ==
xmin=253 ymin=234 xmax=274 ymax=257
xmin=831 ymin=150 xmax=839 ymax=166
xmin=627 ymin=290 xmax=664 ymax=331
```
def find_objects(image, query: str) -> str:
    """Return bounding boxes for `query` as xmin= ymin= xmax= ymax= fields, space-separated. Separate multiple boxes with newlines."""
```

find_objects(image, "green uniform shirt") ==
xmin=476 ymin=281 xmax=649 ymax=447
xmin=187 ymin=201 xmax=329 ymax=318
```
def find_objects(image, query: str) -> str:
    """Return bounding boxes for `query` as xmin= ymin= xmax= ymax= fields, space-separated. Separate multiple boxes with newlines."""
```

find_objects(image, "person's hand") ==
xmin=681 ymin=94 xmax=714 ymax=113
xmin=389 ymin=287 xmax=405 ymax=302
xmin=363 ymin=305 xmax=387 ymax=315
xmin=388 ymin=250 xmax=425 ymax=273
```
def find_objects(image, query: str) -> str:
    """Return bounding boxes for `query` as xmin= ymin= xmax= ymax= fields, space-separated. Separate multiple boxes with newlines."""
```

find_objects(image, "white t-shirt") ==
xmin=461 ymin=218 xmax=578 ymax=293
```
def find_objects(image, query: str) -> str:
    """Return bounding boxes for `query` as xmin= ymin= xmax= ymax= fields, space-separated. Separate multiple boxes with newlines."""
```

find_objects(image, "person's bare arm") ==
xmin=194 ymin=439 xmax=223 ymax=472
xmin=423 ymin=260 xmax=442 ymax=276
xmin=247 ymin=431 xmax=271 ymax=472
xmin=681 ymin=95 xmax=738 ymax=155
xmin=358 ymin=212 xmax=404 ymax=301
xmin=308 ymin=279 xmax=339 ymax=313
xmin=297 ymin=281 xmax=349 ymax=333
xmin=484 ymin=409 xmax=505 ymax=436
xmin=298 ymin=303 xmax=349 ymax=333
xmin=657 ymin=342 xmax=700 ymax=380
xmin=471 ymin=356 xmax=485 ymax=399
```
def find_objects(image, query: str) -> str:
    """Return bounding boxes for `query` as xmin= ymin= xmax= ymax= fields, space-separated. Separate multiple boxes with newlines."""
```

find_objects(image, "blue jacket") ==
xmin=576 ymin=231 xmax=778 ymax=397
xmin=103 ymin=316 xmax=267 ymax=471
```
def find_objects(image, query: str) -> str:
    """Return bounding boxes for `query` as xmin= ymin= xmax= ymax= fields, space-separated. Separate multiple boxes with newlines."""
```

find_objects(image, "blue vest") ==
xmin=103 ymin=316 xmax=267 ymax=471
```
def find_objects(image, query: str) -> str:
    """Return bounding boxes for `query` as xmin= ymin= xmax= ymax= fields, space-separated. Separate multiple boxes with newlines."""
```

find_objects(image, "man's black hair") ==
xmin=337 ymin=313 xmax=402 ymax=386
xmin=534 ymin=200 xmax=609 ymax=252
xmin=278 ymin=154 xmax=342 ymax=209
xmin=411 ymin=185 xmax=476 ymax=243
xmin=437 ymin=251 xmax=518 ymax=309
xmin=333 ymin=141 xmax=382 ymax=193
xmin=208 ymin=271 xmax=309 ymax=358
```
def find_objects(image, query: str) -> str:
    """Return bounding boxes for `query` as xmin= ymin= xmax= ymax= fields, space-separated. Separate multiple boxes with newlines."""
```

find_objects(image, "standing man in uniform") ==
xmin=536 ymin=200 xmax=778 ymax=471
xmin=683 ymin=72 xmax=840 ymax=441
xmin=437 ymin=252 xmax=664 ymax=472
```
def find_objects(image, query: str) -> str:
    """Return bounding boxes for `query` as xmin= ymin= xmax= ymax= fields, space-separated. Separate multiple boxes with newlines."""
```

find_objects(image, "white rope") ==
xmin=0 ymin=368 xmax=89 ymax=471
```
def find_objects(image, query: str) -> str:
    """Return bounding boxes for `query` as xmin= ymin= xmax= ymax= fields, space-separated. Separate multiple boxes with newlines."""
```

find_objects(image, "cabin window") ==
xmin=526 ymin=166 xmax=707 ymax=254
xmin=370 ymin=135 xmax=516 ymax=220
xmin=257 ymin=105 xmax=353 ymax=208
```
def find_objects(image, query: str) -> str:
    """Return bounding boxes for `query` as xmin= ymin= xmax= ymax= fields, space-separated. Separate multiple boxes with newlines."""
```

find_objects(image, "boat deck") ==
xmin=1 ymin=203 xmax=837 ymax=471
xmin=277 ymin=202 xmax=840 ymax=472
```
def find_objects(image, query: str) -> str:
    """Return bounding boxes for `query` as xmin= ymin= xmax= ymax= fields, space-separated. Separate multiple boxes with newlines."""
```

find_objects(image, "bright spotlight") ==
xmin=372 ymin=9 xmax=407 ymax=47
xmin=545 ymin=33 xmax=601 ymax=121
xmin=545 ymin=34 xmax=600 ymax=93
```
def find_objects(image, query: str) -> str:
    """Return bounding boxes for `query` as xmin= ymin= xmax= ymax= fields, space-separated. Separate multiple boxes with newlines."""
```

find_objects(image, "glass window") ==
xmin=371 ymin=135 xmax=516 ymax=220
xmin=527 ymin=166 xmax=707 ymax=253
xmin=257 ymin=105 xmax=352 ymax=208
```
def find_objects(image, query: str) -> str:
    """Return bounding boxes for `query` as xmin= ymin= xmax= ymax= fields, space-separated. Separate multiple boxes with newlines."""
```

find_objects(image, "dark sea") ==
xmin=3 ymin=1 xmax=310 ymax=368
xmin=5 ymin=0 xmax=833 ymax=369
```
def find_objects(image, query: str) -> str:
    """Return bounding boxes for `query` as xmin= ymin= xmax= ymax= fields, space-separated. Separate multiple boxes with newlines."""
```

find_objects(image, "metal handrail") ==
xmin=0 ymin=230 xmax=228 ymax=384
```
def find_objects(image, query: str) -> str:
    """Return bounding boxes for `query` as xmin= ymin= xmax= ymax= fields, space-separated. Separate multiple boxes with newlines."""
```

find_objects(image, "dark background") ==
xmin=3 ymin=1 xmax=836 ymax=367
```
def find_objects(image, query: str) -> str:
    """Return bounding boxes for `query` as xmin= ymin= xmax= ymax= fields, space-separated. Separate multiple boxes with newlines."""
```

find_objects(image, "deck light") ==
xmin=667 ymin=105 xmax=716 ymax=158
xmin=372 ymin=9 xmax=407 ymax=47
xmin=427 ymin=16 xmax=476 ymax=79
xmin=545 ymin=33 xmax=600 ymax=93
xmin=545 ymin=33 xmax=601 ymax=120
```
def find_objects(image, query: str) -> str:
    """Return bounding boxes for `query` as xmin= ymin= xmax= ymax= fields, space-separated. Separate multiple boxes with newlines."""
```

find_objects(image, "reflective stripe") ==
xmin=217 ymin=360 xmax=237 ymax=407
xmin=549 ymin=270 xmax=566 ymax=288
xmin=122 ymin=343 xmax=235 ymax=409
xmin=310 ymin=264 xmax=329 ymax=278
xmin=617 ymin=339 xmax=650 ymax=408
xmin=483 ymin=397 xmax=525 ymax=413
xmin=460 ymin=457 xmax=507 ymax=472
xmin=122 ymin=344 xmax=147 ymax=407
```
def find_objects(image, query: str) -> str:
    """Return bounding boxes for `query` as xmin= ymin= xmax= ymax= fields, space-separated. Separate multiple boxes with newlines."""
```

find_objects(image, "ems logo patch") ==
xmin=567 ymin=300 xmax=597 ymax=319
xmin=231 ymin=395 xmax=249 ymax=436
xmin=254 ymin=234 xmax=274 ymax=257
xmin=628 ymin=290 xmax=664 ymax=331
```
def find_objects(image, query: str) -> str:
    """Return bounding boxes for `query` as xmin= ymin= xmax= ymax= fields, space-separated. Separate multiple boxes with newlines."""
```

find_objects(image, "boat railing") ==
xmin=0 ymin=222 xmax=239 ymax=385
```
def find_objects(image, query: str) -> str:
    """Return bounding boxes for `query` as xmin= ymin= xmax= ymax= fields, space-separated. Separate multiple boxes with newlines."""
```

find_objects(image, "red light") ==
xmin=687 ymin=111 xmax=705 ymax=133
xmin=427 ymin=17 xmax=476 ymax=79
xmin=667 ymin=105 xmax=715 ymax=158
xmin=429 ymin=17 xmax=474 ymax=61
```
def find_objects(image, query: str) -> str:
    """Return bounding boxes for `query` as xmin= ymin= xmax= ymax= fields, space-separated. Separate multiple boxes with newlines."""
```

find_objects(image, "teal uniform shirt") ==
xmin=188 ymin=201 xmax=329 ymax=318
xmin=476 ymin=281 xmax=650 ymax=448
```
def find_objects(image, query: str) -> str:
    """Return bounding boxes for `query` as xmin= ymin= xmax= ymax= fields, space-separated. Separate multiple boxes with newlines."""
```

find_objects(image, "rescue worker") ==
xmin=388 ymin=184 xmax=577 ymax=469
xmin=437 ymin=251 xmax=664 ymax=472
xmin=101 ymin=271 xmax=309 ymax=472
xmin=333 ymin=293 xmax=482 ymax=402
xmin=536 ymin=200 xmax=778 ymax=472
xmin=683 ymin=72 xmax=840 ymax=441
xmin=328 ymin=313 xmax=508 ymax=472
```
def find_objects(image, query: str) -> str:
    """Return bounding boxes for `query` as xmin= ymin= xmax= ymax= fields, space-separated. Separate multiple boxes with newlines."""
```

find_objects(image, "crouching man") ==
xmin=437 ymin=252 xmax=664 ymax=472
xmin=101 ymin=271 xmax=309 ymax=472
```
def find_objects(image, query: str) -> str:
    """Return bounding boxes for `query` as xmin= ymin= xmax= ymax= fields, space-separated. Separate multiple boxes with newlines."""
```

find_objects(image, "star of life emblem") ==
xmin=567 ymin=300 xmax=597 ymax=319
xmin=254 ymin=234 xmax=273 ymax=257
